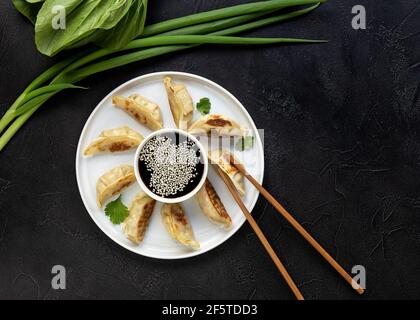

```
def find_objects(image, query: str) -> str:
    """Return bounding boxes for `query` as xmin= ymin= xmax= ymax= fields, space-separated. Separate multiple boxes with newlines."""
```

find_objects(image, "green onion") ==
xmin=14 ymin=84 xmax=86 ymax=117
xmin=0 ymin=105 xmax=42 ymax=151
xmin=52 ymin=2 xmax=321 ymax=84
xmin=55 ymin=45 xmax=192 ymax=84
xmin=24 ymin=52 xmax=89 ymax=93
xmin=67 ymin=6 xmax=324 ymax=82
xmin=135 ymin=35 xmax=325 ymax=46
xmin=18 ymin=84 xmax=86 ymax=107
xmin=142 ymin=0 xmax=325 ymax=36
xmin=68 ymin=37 xmax=323 ymax=82
xmin=51 ymin=10 xmax=274 ymax=84
xmin=12 ymin=93 xmax=56 ymax=118
xmin=212 ymin=4 xmax=320 ymax=35
xmin=0 ymin=54 xmax=86 ymax=133
xmin=160 ymin=10 xmax=275 ymax=36
xmin=0 ymin=2 xmax=326 ymax=152
xmin=52 ymin=3 xmax=317 ymax=84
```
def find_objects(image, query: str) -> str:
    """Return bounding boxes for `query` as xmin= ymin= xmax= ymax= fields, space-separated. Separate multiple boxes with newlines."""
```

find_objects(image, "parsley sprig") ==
xmin=104 ymin=196 xmax=129 ymax=224
xmin=196 ymin=97 xmax=211 ymax=115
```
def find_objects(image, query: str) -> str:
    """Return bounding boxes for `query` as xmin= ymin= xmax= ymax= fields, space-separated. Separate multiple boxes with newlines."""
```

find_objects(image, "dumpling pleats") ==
xmin=161 ymin=203 xmax=200 ymax=250
xmin=163 ymin=76 xmax=194 ymax=129
xmin=96 ymin=165 xmax=136 ymax=208
xmin=197 ymin=179 xmax=232 ymax=229
xmin=84 ymin=126 xmax=144 ymax=156
xmin=112 ymin=94 xmax=163 ymax=131
xmin=122 ymin=192 xmax=156 ymax=244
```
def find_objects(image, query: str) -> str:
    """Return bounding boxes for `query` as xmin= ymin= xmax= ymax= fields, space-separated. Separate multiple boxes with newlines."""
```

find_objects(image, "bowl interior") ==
xmin=134 ymin=128 xmax=208 ymax=203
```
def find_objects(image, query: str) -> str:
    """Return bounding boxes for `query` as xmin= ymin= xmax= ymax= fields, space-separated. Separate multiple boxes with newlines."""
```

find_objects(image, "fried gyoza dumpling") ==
xmin=84 ymin=126 xmax=144 ymax=156
xmin=122 ymin=192 xmax=156 ymax=244
xmin=161 ymin=203 xmax=199 ymax=250
xmin=163 ymin=76 xmax=194 ymax=129
xmin=208 ymin=149 xmax=246 ymax=196
xmin=112 ymin=94 xmax=163 ymax=131
xmin=189 ymin=114 xmax=246 ymax=136
xmin=197 ymin=179 xmax=232 ymax=229
xmin=96 ymin=165 xmax=136 ymax=208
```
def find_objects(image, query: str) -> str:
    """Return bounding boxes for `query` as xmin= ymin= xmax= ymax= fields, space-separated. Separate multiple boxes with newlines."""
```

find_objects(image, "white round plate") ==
xmin=76 ymin=71 xmax=264 ymax=259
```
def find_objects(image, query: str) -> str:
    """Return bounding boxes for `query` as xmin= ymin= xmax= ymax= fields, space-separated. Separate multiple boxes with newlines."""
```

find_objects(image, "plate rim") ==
xmin=75 ymin=71 xmax=265 ymax=260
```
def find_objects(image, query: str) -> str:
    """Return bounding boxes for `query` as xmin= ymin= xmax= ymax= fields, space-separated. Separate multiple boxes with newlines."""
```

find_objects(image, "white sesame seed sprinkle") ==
xmin=139 ymin=135 xmax=200 ymax=197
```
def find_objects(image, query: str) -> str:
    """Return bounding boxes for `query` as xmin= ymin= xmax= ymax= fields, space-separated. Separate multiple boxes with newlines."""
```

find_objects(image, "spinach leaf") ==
xmin=13 ymin=0 xmax=148 ymax=56
xmin=34 ymin=0 xmax=134 ymax=56
xmin=12 ymin=0 xmax=44 ymax=24
xmin=94 ymin=0 xmax=148 ymax=50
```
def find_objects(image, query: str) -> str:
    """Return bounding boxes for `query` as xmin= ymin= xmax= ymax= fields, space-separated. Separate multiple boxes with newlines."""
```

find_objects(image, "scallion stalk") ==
xmin=160 ymin=10 xmax=275 ymax=36
xmin=18 ymin=84 xmax=86 ymax=107
xmin=65 ymin=5 xmax=323 ymax=82
xmin=68 ymin=36 xmax=324 ymax=82
xmin=52 ymin=2 xmax=319 ymax=85
xmin=0 ymin=2 xmax=325 ymax=151
xmin=14 ymin=84 xmax=86 ymax=117
xmin=0 ymin=54 xmax=86 ymax=133
xmin=51 ymin=9 xmax=276 ymax=84
xmin=0 ymin=105 xmax=42 ymax=151
xmin=142 ymin=0 xmax=324 ymax=36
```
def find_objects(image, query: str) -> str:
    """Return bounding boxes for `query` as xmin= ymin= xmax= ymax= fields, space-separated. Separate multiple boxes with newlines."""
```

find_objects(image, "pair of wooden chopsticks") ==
xmin=216 ymin=160 xmax=364 ymax=300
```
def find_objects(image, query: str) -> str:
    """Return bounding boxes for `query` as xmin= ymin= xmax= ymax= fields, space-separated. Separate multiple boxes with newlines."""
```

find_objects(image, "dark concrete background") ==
xmin=1 ymin=0 xmax=420 ymax=300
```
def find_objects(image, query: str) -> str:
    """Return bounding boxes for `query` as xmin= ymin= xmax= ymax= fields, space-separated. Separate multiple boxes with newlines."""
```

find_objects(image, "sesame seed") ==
xmin=139 ymin=135 xmax=200 ymax=197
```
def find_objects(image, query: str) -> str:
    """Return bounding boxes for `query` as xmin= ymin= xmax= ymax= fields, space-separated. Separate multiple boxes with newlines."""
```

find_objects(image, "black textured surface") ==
xmin=1 ymin=0 xmax=420 ymax=300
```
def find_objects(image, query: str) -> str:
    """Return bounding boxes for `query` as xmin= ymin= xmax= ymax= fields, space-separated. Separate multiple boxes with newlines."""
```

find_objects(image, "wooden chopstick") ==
xmin=216 ymin=167 xmax=305 ymax=300
xmin=232 ymin=161 xmax=365 ymax=295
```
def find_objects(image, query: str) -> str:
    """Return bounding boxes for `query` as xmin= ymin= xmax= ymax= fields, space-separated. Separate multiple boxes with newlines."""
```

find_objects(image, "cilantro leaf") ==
xmin=236 ymin=136 xmax=255 ymax=151
xmin=104 ymin=196 xmax=129 ymax=224
xmin=196 ymin=97 xmax=211 ymax=115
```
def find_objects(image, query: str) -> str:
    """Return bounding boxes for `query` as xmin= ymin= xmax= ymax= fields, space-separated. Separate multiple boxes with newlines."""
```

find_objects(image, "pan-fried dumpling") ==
xmin=161 ymin=203 xmax=200 ymax=250
xmin=189 ymin=114 xmax=246 ymax=136
xmin=163 ymin=76 xmax=194 ymax=129
xmin=112 ymin=94 xmax=163 ymax=131
xmin=96 ymin=165 xmax=136 ymax=208
xmin=197 ymin=179 xmax=232 ymax=229
xmin=122 ymin=192 xmax=156 ymax=244
xmin=84 ymin=126 xmax=144 ymax=156
xmin=208 ymin=149 xmax=246 ymax=196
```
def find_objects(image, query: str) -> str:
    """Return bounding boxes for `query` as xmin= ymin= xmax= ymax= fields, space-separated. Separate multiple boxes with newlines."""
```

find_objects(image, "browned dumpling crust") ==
xmin=189 ymin=114 xmax=246 ymax=136
xmin=197 ymin=179 xmax=232 ymax=229
xmin=122 ymin=192 xmax=156 ymax=244
xmin=84 ymin=126 xmax=143 ymax=156
xmin=161 ymin=203 xmax=200 ymax=250
xmin=112 ymin=94 xmax=163 ymax=131
xmin=96 ymin=165 xmax=136 ymax=207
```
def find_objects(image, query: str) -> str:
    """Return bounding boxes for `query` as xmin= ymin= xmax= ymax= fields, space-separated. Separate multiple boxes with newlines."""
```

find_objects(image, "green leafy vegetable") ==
xmin=104 ymin=196 xmax=129 ymax=224
xmin=197 ymin=98 xmax=211 ymax=115
xmin=35 ymin=0 xmax=129 ymax=56
xmin=12 ymin=0 xmax=44 ymax=24
xmin=29 ymin=0 xmax=148 ymax=56
xmin=0 ymin=1 xmax=326 ymax=152
xmin=236 ymin=136 xmax=255 ymax=151
xmin=94 ymin=0 xmax=148 ymax=50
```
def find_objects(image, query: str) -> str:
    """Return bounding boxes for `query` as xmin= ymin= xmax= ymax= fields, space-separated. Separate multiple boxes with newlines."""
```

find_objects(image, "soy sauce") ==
xmin=138 ymin=132 xmax=205 ymax=199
